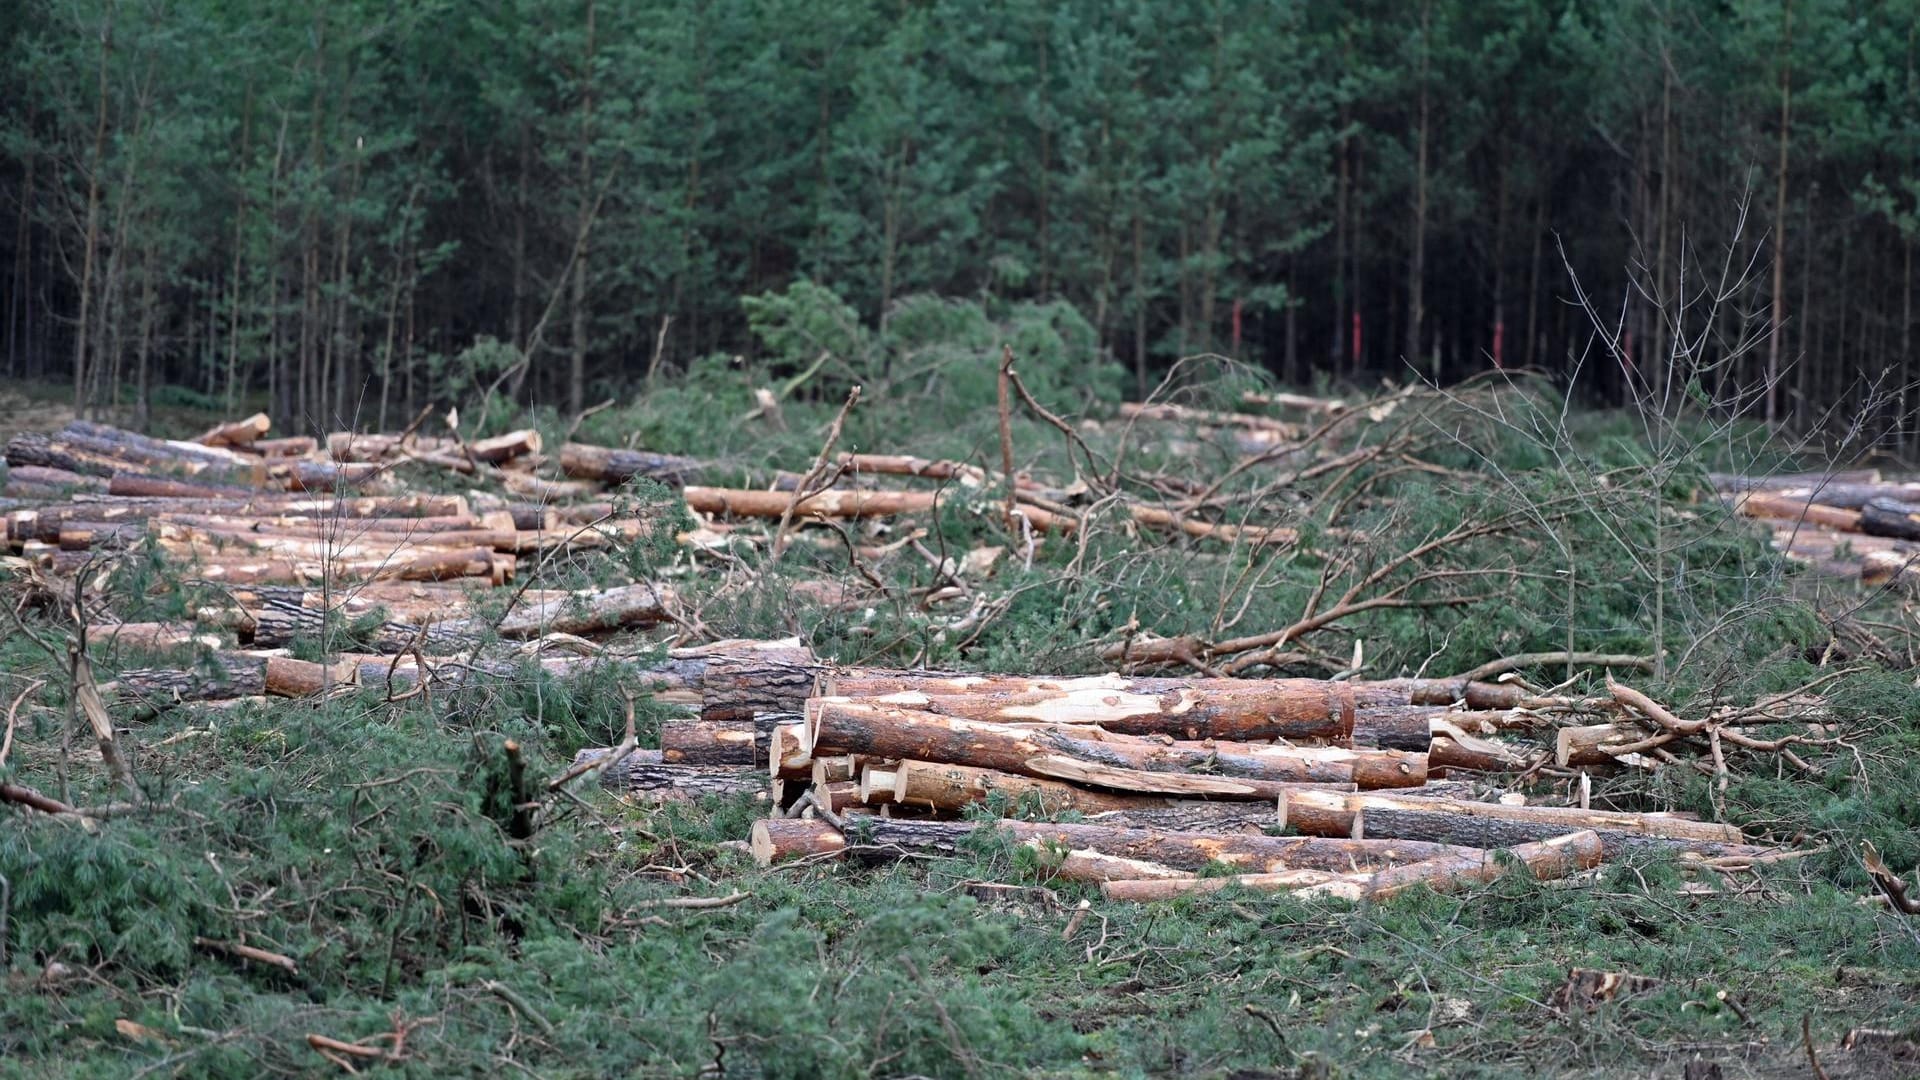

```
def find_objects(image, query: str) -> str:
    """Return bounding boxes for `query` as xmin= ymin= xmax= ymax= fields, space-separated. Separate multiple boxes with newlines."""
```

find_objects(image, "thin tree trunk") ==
xmin=569 ymin=0 xmax=596 ymax=417
xmin=73 ymin=2 xmax=115 ymax=415
xmin=1767 ymin=0 xmax=1793 ymax=425
xmin=1407 ymin=0 xmax=1431 ymax=371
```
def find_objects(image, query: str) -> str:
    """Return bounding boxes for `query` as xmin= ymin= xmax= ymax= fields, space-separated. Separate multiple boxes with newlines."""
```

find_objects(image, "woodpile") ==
xmin=568 ymin=663 xmax=1781 ymax=902
xmin=1715 ymin=469 xmax=1920 ymax=588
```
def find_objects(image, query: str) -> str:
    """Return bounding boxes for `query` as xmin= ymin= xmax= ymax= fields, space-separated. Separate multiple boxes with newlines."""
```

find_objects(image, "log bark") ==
xmin=819 ymin=674 xmax=1365 ymax=742
xmin=660 ymin=715 xmax=783 ymax=767
xmin=3 ymin=464 xmax=107 ymax=494
xmin=1102 ymin=830 xmax=1606 ymax=902
xmin=573 ymin=747 xmax=768 ymax=800
xmin=1353 ymin=705 xmax=1437 ymax=751
xmin=115 ymin=652 xmax=267 ymax=702
xmin=877 ymin=759 xmax=1225 ymax=815
xmin=86 ymin=621 xmax=222 ymax=651
xmin=700 ymin=655 xmax=820 ymax=720
xmin=686 ymin=486 xmax=944 ymax=519
xmin=560 ymin=443 xmax=699 ymax=485
xmin=1279 ymin=789 xmax=1755 ymax=857
xmin=1733 ymin=492 xmax=1862 ymax=531
xmin=1555 ymin=723 xmax=1647 ymax=768
xmin=195 ymin=413 xmax=271 ymax=448
xmin=1860 ymin=498 xmax=1920 ymax=541
xmin=749 ymin=817 xmax=847 ymax=865
xmin=809 ymin=700 xmax=1370 ymax=799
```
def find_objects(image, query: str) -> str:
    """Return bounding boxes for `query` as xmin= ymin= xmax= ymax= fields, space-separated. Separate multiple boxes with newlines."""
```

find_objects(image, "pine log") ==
xmin=819 ymin=674 xmax=1365 ymax=742
xmin=807 ymin=700 xmax=1362 ymax=799
xmin=1860 ymin=498 xmax=1920 ymax=541
xmin=1118 ymin=401 xmax=1302 ymax=434
xmin=3 ymin=464 xmax=107 ymax=494
xmin=768 ymin=722 xmax=812 ymax=780
xmin=559 ymin=443 xmax=700 ymax=485
xmin=1427 ymin=721 xmax=1535 ymax=773
xmin=749 ymin=818 xmax=847 ymax=865
xmin=254 ymin=436 xmax=318 ymax=458
xmin=573 ymin=747 xmax=767 ymax=800
xmin=263 ymin=656 xmax=359 ymax=697
xmin=1102 ymin=830 xmax=1606 ymax=902
xmin=86 ymin=621 xmax=223 ymax=651
xmin=195 ymin=414 xmax=272 ymax=448
xmin=470 ymin=429 xmax=543 ymax=464
xmin=685 ymin=486 xmax=944 ymax=519
xmin=1101 ymin=868 xmax=1367 ymax=901
xmin=1733 ymin=492 xmax=1863 ymax=531
xmin=700 ymin=655 xmax=820 ymax=720
xmin=1555 ymin=723 xmax=1646 ymax=768
xmin=996 ymin=821 xmax=1474 ymax=874
xmin=115 ymin=653 xmax=268 ymax=702
xmin=1708 ymin=469 xmax=1881 ymax=493
xmin=660 ymin=715 xmax=782 ymax=767
xmin=877 ymin=759 xmax=1227 ymax=815
xmin=490 ymin=582 xmax=673 ymax=638
xmin=1353 ymin=705 xmax=1438 ymax=750
xmin=1279 ymin=789 xmax=1755 ymax=857
xmin=276 ymin=460 xmax=385 ymax=493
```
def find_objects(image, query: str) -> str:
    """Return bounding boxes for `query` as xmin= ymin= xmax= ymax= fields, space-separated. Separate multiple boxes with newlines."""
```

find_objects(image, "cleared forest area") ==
xmin=4 ymin=0 xmax=1920 ymax=1076
xmin=2 ymin=325 xmax=1919 ymax=1077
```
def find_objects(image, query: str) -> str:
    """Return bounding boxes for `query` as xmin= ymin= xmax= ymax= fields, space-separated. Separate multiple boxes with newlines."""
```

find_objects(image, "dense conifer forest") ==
xmin=2 ymin=1 xmax=1916 ymax=435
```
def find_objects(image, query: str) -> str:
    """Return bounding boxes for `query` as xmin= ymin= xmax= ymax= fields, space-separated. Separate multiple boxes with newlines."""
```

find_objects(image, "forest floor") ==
xmin=2 ymin=359 xmax=1919 ymax=1080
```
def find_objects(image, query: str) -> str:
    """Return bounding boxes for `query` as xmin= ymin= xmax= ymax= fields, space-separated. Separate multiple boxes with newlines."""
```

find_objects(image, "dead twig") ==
xmin=196 ymin=935 xmax=298 ymax=974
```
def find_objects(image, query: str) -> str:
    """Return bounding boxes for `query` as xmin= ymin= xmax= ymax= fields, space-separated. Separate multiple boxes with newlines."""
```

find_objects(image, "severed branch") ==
xmin=1863 ymin=841 xmax=1920 ymax=916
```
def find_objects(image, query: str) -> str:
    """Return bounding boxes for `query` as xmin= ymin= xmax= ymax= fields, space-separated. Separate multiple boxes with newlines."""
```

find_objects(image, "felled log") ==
xmin=1279 ymin=789 xmax=1754 ymax=857
xmin=3 ymin=464 xmax=108 ymax=496
xmin=1555 ymin=723 xmax=1648 ymax=768
xmin=1708 ymin=469 xmax=1880 ymax=493
xmin=560 ymin=443 xmax=700 ymax=485
xmin=816 ymin=674 xmax=1366 ymax=742
xmin=661 ymin=715 xmax=785 ymax=766
xmin=470 ymin=429 xmax=543 ymax=464
xmin=1732 ymin=492 xmax=1863 ymax=531
xmin=276 ymin=460 xmax=385 ymax=493
xmin=85 ymin=621 xmax=223 ymax=651
xmin=490 ymin=582 xmax=672 ymax=638
xmin=1101 ymin=830 xmax=1606 ymax=902
xmin=985 ymin=821 xmax=1473 ymax=874
xmin=700 ymin=655 xmax=820 ymax=720
xmin=254 ymin=437 xmax=318 ymax=458
xmin=1118 ymin=401 xmax=1302 ymax=435
xmin=768 ymin=722 xmax=812 ymax=781
xmin=874 ymin=759 xmax=1235 ymax=816
xmin=106 ymin=472 xmax=256 ymax=499
xmin=113 ymin=653 xmax=354 ymax=703
xmin=686 ymin=486 xmax=944 ymax=519
xmin=748 ymin=818 xmax=848 ymax=865
xmin=572 ymin=748 xmax=767 ymax=800
xmin=44 ymin=421 xmax=266 ymax=485
xmin=195 ymin=414 xmax=271 ymax=448
xmin=1859 ymin=498 xmax=1920 ymax=541
xmin=807 ymin=700 xmax=1365 ymax=799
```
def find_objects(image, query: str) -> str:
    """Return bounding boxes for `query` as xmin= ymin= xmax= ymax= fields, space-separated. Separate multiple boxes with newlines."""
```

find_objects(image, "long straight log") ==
xmin=572 ymin=747 xmax=768 ymax=800
xmin=1733 ymin=492 xmax=1863 ymax=531
xmin=1280 ymin=789 xmax=1755 ymax=857
xmin=1102 ymin=830 xmax=1607 ymax=902
xmin=660 ymin=715 xmax=784 ymax=767
xmin=560 ymin=443 xmax=700 ymax=485
xmin=808 ymin=700 xmax=1364 ymax=799
xmin=877 ymin=759 xmax=1229 ymax=815
xmin=687 ymin=487 xmax=944 ymax=519
xmin=819 ymin=674 xmax=1366 ymax=742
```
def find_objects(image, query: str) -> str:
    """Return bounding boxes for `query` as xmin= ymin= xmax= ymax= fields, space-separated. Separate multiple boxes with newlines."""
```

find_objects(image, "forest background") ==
xmin=2 ymin=0 xmax=1917 ymax=438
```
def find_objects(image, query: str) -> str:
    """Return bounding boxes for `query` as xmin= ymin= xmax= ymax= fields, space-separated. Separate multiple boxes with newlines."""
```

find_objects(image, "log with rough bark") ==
xmin=660 ymin=714 xmax=787 ymax=766
xmin=106 ymin=472 xmax=257 ymax=499
xmin=700 ymin=655 xmax=821 ymax=720
xmin=113 ymin=653 xmax=266 ymax=702
xmin=1860 ymin=498 xmax=1920 ymax=542
xmin=874 ymin=759 xmax=1241 ymax=816
xmin=816 ymin=674 xmax=1367 ymax=742
xmin=195 ymin=414 xmax=272 ymax=448
xmin=1352 ymin=705 xmax=1437 ymax=751
xmin=559 ymin=443 xmax=700 ymax=485
xmin=749 ymin=818 xmax=848 ymax=865
xmin=572 ymin=747 xmax=768 ymax=800
xmin=1101 ymin=830 xmax=1607 ymax=902
xmin=808 ymin=699 xmax=1370 ymax=798
xmin=687 ymin=486 xmax=945 ymax=520
xmin=86 ymin=621 xmax=224 ymax=651
xmin=3 ymin=464 xmax=108 ymax=496
xmin=1732 ymin=492 xmax=1863 ymax=531
xmin=1279 ymin=789 xmax=1754 ymax=857
xmin=1555 ymin=723 xmax=1651 ymax=768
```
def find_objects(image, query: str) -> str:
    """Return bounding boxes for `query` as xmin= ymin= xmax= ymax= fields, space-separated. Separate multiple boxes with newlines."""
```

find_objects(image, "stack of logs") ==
xmin=1718 ymin=469 xmax=1920 ymax=588
xmin=573 ymin=669 xmax=1772 ymax=904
